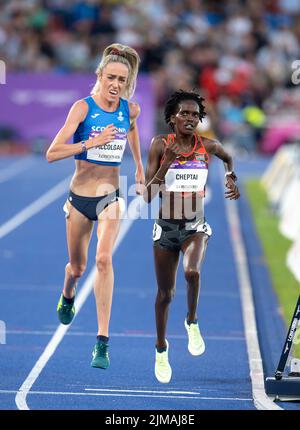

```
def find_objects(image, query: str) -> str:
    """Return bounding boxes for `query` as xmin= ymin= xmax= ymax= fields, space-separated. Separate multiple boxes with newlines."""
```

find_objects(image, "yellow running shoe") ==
xmin=184 ymin=319 xmax=205 ymax=356
xmin=155 ymin=340 xmax=172 ymax=383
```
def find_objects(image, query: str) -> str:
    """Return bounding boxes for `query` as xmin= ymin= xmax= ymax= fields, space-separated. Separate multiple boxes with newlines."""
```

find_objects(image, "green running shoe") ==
xmin=57 ymin=293 xmax=75 ymax=325
xmin=91 ymin=341 xmax=110 ymax=369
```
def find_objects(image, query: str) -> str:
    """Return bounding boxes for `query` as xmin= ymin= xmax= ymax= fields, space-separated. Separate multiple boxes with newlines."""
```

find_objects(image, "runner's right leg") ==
xmin=153 ymin=246 xmax=179 ymax=383
xmin=63 ymin=201 xmax=93 ymax=297
xmin=154 ymin=246 xmax=180 ymax=349
xmin=57 ymin=201 xmax=93 ymax=325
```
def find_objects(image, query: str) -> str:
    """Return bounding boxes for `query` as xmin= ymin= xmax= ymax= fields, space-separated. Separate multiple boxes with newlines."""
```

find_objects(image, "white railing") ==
xmin=261 ymin=143 xmax=300 ymax=283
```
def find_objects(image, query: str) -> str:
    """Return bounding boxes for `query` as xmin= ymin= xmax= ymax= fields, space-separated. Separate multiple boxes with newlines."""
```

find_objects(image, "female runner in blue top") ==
xmin=144 ymin=90 xmax=240 ymax=383
xmin=46 ymin=43 xmax=145 ymax=370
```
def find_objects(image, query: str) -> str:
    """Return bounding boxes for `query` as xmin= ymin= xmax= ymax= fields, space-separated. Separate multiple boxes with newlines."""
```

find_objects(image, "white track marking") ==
xmin=222 ymin=168 xmax=282 ymax=410
xmin=0 ymin=176 xmax=70 ymax=239
xmin=0 ymin=157 xmax=37 ymax=184
xmin=0 ymin=284 xmax=239 ymax=298
xmin=3 ymin=389 xmax=252 ymax=402
xmin=15 ymin=196 xmax=146 ymax=410
xmin=7 ymin=329 xmax=244 ymax=341
xmin=85 ymin=388 xmax=200 ymax=394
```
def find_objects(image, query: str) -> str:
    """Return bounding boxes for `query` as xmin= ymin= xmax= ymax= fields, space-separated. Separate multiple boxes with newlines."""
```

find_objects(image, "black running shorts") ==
xmin=153 ymin=217 xmax=212 ymax=251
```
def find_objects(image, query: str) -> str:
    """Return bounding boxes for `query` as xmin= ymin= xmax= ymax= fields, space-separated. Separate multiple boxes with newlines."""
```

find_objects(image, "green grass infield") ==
xmin=245 ymin=179 xmax=300 ymax=358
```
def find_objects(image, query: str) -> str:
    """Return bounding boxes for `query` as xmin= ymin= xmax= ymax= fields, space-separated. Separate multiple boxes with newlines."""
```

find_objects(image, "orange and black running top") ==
xmin=161 ymin=133 xmax=209 ymax=194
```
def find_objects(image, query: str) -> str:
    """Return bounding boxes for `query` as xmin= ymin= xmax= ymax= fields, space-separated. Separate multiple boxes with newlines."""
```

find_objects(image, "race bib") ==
xmin=165 ymin=168 xmax=208 ymax=192
xmin=87 ymin=131 xmax=127 ymax=163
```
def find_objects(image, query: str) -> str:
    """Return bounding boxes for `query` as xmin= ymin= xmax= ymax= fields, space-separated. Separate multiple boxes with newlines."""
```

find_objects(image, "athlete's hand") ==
xmin=162 ymin=139 xmax=181 ymax=165
xmin=225 ymin=176 xmax=240 ymax=200
xmin=92 ymin=124 xmax=117 ymax=148
xmin=135 ymin=161 xmax=145 ymax=195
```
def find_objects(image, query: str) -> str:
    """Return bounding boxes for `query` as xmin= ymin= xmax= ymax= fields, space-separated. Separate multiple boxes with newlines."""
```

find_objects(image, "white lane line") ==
xmin=15 ymin=196 xmax=146 ymax=411
xmin=0 ymin=176 xmax=70 ymax=239
xmin=0 ymin=157 xmax=37 ymax=184
xmin=0 ymin=284 xmax=239 ymax=298
xmin=4 ymin=390 xmax=252 ymax=402
xmin=222 ymin=168 xmax=282 ymax=410
xmin=7 ymin=329 xmax=245 ymax=341
xmin=85 ymin=388 xmax=201 ymax=395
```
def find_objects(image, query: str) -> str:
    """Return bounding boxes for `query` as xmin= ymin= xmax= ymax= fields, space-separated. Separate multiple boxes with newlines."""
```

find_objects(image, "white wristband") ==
xmin=225 ymin=171 xmax=237 ymax=182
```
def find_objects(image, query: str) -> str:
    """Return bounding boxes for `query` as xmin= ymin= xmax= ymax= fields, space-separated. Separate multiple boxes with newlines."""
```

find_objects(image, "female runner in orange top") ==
xmin=143 ymin=90 xmax=240 ymax=383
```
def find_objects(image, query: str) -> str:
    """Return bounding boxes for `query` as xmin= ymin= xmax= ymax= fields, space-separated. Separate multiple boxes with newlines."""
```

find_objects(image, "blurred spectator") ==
xmin=1 ymin=0 xmax=300 ymax=151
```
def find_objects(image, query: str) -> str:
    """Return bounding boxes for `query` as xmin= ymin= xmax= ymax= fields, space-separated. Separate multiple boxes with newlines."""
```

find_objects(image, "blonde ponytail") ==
xmin=91 ymin=43 xmax=140 ymax=100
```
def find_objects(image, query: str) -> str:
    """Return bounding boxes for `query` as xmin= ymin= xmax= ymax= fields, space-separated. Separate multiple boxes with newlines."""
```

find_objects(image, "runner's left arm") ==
xmin=205 ymin=138 xmax=240 ymax=200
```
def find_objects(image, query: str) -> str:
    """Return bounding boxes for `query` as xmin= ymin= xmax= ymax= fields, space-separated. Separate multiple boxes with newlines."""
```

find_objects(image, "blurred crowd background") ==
xmin=1 ymin=0 xmax=300 ymax=154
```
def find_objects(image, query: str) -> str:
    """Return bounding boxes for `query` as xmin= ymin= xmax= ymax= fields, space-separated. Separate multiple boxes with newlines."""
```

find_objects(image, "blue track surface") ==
xmin=0 ymin=154 xmax=299 ymax=410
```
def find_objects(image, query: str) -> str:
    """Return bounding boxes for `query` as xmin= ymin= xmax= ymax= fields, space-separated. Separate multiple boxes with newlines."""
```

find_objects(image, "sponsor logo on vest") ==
xmin=118 ymin=111 xmax=124 ymax=121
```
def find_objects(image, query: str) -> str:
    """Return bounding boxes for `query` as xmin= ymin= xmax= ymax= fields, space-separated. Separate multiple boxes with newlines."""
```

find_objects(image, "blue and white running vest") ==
xmin=74 ymin=96 xmax=130 ymax=166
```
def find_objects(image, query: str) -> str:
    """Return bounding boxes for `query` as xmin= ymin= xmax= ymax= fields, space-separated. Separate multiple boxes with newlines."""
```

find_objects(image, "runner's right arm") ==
xmin=143 ymin=136 xmax=180 ymax=203
xmin=46 ymin=100 xmax=117 ymax=163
